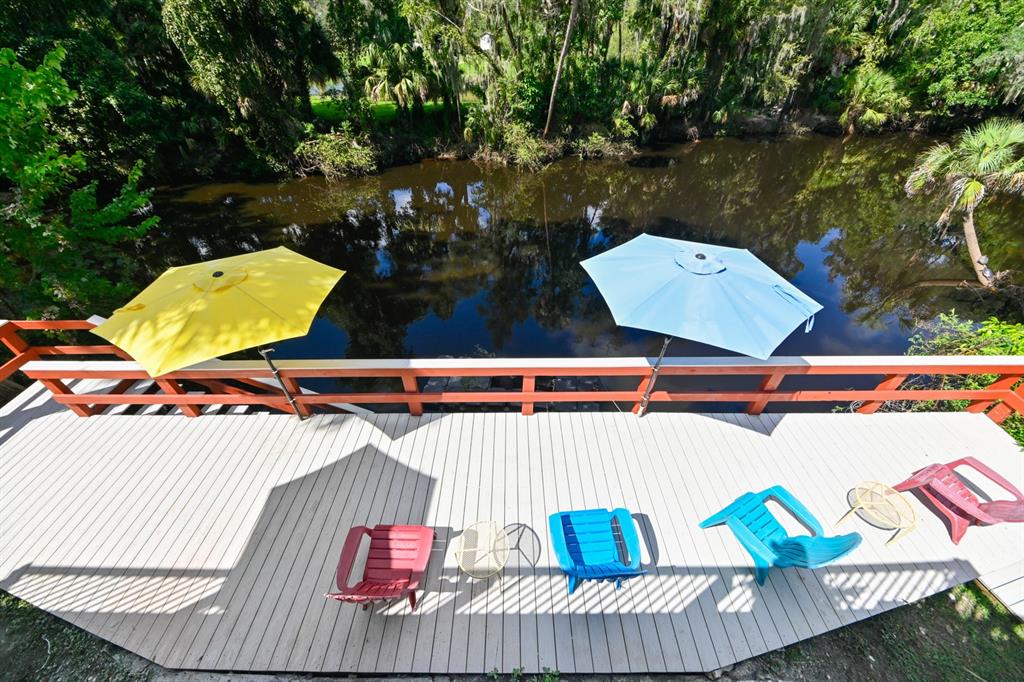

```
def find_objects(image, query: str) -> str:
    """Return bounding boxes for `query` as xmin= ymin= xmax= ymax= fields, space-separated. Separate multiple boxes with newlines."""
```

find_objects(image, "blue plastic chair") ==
xmin=549 ymin=508 xmax=646 ymax=594
xmin=699 ymin=486 xmax=862 ymax=585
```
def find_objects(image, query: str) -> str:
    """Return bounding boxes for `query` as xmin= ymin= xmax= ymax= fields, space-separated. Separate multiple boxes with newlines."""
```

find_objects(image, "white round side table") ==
xmin=453 ymin=520 xmax=511 ymax=588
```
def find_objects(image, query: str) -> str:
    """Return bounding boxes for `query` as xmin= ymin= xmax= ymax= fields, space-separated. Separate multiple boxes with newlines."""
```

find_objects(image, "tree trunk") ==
xmin=543 ymin=0 xmax=580 ymax=139
xmin=500 ymin=5 xmax=520 ymax=60
xmin=962 ymin=206 xmax=994 ymax=287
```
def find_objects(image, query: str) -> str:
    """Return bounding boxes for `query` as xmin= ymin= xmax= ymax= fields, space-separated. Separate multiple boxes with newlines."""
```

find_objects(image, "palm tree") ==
xmin=543 ymin=0 xmax=580 ymax=139
xmin=905 ymin=118 xmax=1024 ymax=287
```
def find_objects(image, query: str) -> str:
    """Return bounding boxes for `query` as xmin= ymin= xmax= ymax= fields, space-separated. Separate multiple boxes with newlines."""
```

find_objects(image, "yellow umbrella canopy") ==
xmin=93 ymin=246 xmax=345 ymax=377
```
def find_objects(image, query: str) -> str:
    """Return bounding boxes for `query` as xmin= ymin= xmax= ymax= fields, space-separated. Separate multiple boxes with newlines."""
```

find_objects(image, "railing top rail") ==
xmin=19 ymin=354 xmax=1024 ymax=376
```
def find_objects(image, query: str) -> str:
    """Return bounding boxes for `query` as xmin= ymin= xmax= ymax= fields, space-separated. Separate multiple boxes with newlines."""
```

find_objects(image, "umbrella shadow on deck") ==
xmin=0 ymin=436 xmax=442 ymax=670
xmin=0 ymin=413 xmax=1006 ymax=674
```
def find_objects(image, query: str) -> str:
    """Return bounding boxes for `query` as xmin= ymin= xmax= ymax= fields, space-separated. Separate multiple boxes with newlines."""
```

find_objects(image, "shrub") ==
xmin=904 ymin=312 xmax=1024 ymax=445
xmin=502 ymin=122 xmax=553 ymax=170
xmin=294 ymin=124 xmax=376 ymax=180
xmin=839 ymin=64 xmax=910 ymax=133
xmin=573 ymin=132 xmax=636 ymax=159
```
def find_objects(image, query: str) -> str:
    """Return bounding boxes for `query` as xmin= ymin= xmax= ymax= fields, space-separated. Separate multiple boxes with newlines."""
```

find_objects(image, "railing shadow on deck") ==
xmin=0 ymin=430 xmax=1000 ymax=673
xmin=1 ymin=556 xmax=982 ymax=671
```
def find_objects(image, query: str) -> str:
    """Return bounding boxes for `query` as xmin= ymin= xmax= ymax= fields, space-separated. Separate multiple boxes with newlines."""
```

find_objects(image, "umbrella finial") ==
xmin=675 ymin=248 xmax=726 ymax=274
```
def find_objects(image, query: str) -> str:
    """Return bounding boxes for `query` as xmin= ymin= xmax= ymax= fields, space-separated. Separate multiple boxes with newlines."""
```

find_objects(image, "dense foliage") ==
xmin=162 ymin=0 xmax=340 ymax=170
xmin=906 ymin=312 xmax=1024 ymax=445
xmin=0 ymin=46 xmax=158 ymax=318
xmin=0 ymin=0 xmax=246 ymax=180
xmin=2 ymin=0 xmax=1023 ymax=176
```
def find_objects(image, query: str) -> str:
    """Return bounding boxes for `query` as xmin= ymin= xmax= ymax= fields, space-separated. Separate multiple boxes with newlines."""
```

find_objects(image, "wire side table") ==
xmin=837 ymin=480 xmax=917 ymax=545
xmin=452 ymin=520 xmax=511 ymax=587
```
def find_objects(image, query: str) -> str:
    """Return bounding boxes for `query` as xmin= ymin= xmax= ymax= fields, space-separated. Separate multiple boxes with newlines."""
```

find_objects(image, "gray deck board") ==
xmin=1 ymin=396 xmax=1022 ymax=674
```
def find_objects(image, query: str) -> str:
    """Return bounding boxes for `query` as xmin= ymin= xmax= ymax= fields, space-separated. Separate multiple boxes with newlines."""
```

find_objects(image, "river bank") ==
xmin=308 ymin=103 xmax=970 ymax=180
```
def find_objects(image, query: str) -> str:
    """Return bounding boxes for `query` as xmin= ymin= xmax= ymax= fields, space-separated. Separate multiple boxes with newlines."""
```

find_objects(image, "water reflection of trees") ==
xmin=149 ymin=136 xmax=1024 ymax=359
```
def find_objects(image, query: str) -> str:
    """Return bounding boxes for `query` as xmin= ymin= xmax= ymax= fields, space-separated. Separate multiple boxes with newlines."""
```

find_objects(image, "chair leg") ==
xmin=361 ymin=603 xmax=369 ymax=611
xmin=835 ymin=504 xmax=861 ymax=528
xmin=916 ymin=487 xmax=971 ymax=544
xmin=408 ymin=591 xmax=417 ymax=612
xmin=567 ymin=575 xmax=580 ymax=595
xmin=754 ymin=562 xmax=770 ymax=586
xmin=950 ymin=515 xmax=970 ymax=545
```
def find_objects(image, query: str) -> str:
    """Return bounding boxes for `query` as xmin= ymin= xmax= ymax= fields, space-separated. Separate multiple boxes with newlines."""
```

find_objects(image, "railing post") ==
xmin=747 ymin=372 xmax=784 ymax=415
xmin=39 ymin=378 xmax=95 ymax=417
xmin=401 ymin=372 xmax=423 ymax=416
xmin=856 ymin=374 xmax=908 ymax=414
xmin=967 ymin=374 xmax=1021 ymax=416
xmin=0 ymin=321 xmax=30 ymax=355
xmin=154 ymin=378 xmax=203 ymax=417
xmin=522 ymin=375 xmax=536 ymax=416
xmin=987 ymin=383 xmax=1024 ymax=424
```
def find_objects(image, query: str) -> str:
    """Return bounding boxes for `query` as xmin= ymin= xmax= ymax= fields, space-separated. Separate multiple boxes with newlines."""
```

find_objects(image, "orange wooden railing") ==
xmin=2 ymin=319 xmax=1023 ymax=421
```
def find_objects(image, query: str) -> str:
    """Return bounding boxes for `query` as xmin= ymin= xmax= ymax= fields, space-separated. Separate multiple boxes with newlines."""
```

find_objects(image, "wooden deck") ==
xmin=1 ymin=381 xmax=1021 ymax=674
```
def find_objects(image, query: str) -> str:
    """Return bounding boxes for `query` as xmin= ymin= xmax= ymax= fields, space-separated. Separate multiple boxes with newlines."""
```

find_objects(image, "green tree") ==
xmin=0 ymin=0 xmax=240 ymax=181
xmin=899 ymin=0 xmax=1024 ymax=116
xmin=0 ymin=46 xmax=158 ymax=318
xmin=543 ymin=0 xmax=579 ymax=138
xmin=905 ymin=118 xmax=1024 ymax=288
xmin=162 ymin=0 xmax=340 ymax=169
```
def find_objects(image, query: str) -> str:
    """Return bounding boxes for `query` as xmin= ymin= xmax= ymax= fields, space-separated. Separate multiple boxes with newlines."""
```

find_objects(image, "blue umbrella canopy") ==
xmin=581 ymin=233 xmax=822 ymax=359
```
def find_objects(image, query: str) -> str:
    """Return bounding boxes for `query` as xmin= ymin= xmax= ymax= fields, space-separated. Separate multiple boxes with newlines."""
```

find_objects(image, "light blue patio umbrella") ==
xmin=581 ymin=233 xmax=822 ymax=415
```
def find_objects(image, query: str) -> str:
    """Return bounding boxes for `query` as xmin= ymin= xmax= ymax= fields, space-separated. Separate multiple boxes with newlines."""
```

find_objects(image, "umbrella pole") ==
xmin=258 ymin=347 xmax=305 ymax=420
xmin=638 ymin=336 xmax=671 ymax=417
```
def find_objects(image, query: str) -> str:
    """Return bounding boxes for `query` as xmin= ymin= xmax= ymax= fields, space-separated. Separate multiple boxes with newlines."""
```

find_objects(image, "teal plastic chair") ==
xmin=699 ymin=486 xmax=862 ymax=585
xmin=549 ymin=508 xmax=646 ymax=594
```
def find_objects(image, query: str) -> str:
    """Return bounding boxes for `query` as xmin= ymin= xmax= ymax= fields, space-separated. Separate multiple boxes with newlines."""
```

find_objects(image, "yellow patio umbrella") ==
xmin=92 ymin=246 xmax=344 ymax=415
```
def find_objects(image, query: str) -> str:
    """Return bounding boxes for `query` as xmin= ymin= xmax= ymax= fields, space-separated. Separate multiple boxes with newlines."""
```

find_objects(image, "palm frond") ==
xmin=957 ymin=178 xmax=986 ymax=211
xmin=905 ymin=166 xmax=932 ymax=195
xmin=1006 ymin=170 xmax=1024 ymax=194
xmin=906 ymin=142 xmax=953 ymax=195
xmin=936 ymin=202 xmax=954 ymax=228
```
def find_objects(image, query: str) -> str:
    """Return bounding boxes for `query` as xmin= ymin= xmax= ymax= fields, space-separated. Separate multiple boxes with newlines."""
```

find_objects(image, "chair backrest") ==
xmin=731 ymin=493 xmax=791 ymax=545
xmin=364 ymin=525 xmax=432 ymax=583
xmin=928 ymin=465 xmax=981 ymax=510
xmin=555 ymin=509 xmax=621 ymax=567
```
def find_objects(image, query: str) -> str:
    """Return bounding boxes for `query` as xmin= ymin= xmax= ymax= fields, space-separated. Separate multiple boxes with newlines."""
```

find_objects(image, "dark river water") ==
xmin=150 ymin=134 xmax=1023 ymax=364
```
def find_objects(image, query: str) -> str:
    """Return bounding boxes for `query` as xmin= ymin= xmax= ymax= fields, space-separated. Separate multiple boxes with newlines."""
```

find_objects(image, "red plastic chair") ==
xmin=325 ymin=524 xmax=435 ymax=611
xmin=893 ymin=457 xmax=1024 ymax=544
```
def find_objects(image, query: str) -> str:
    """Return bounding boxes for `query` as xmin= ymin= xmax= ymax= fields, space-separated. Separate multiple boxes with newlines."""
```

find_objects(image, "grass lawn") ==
xmin=310 ymin=96 xmax=448 ymax=126
xmin=1 ymin=581 xmax=1021 ymax=681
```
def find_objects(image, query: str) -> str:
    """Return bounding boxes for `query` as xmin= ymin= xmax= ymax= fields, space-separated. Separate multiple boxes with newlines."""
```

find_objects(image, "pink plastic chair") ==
xmin=325 ymin=524 xmax=435 ymax=610
xmin=893 ymin=457 xmax=1024 ymax=544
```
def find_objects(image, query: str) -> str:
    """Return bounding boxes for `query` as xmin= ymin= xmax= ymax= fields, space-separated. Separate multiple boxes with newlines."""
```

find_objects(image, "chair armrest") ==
xmin=612 ymin=508 xmax=643 ymax=570
xmin=764 ymin=485 xmax=825 ymax=536
xmin=699 ymin=493 xmax=751 ymax=529
xmin=548 ymin=513 xmax=576 ymax=573
xmin=951 ymin=457 xmax=1024 ymax=502
xmin=335 ymin=525 xmax=372 ymax=590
